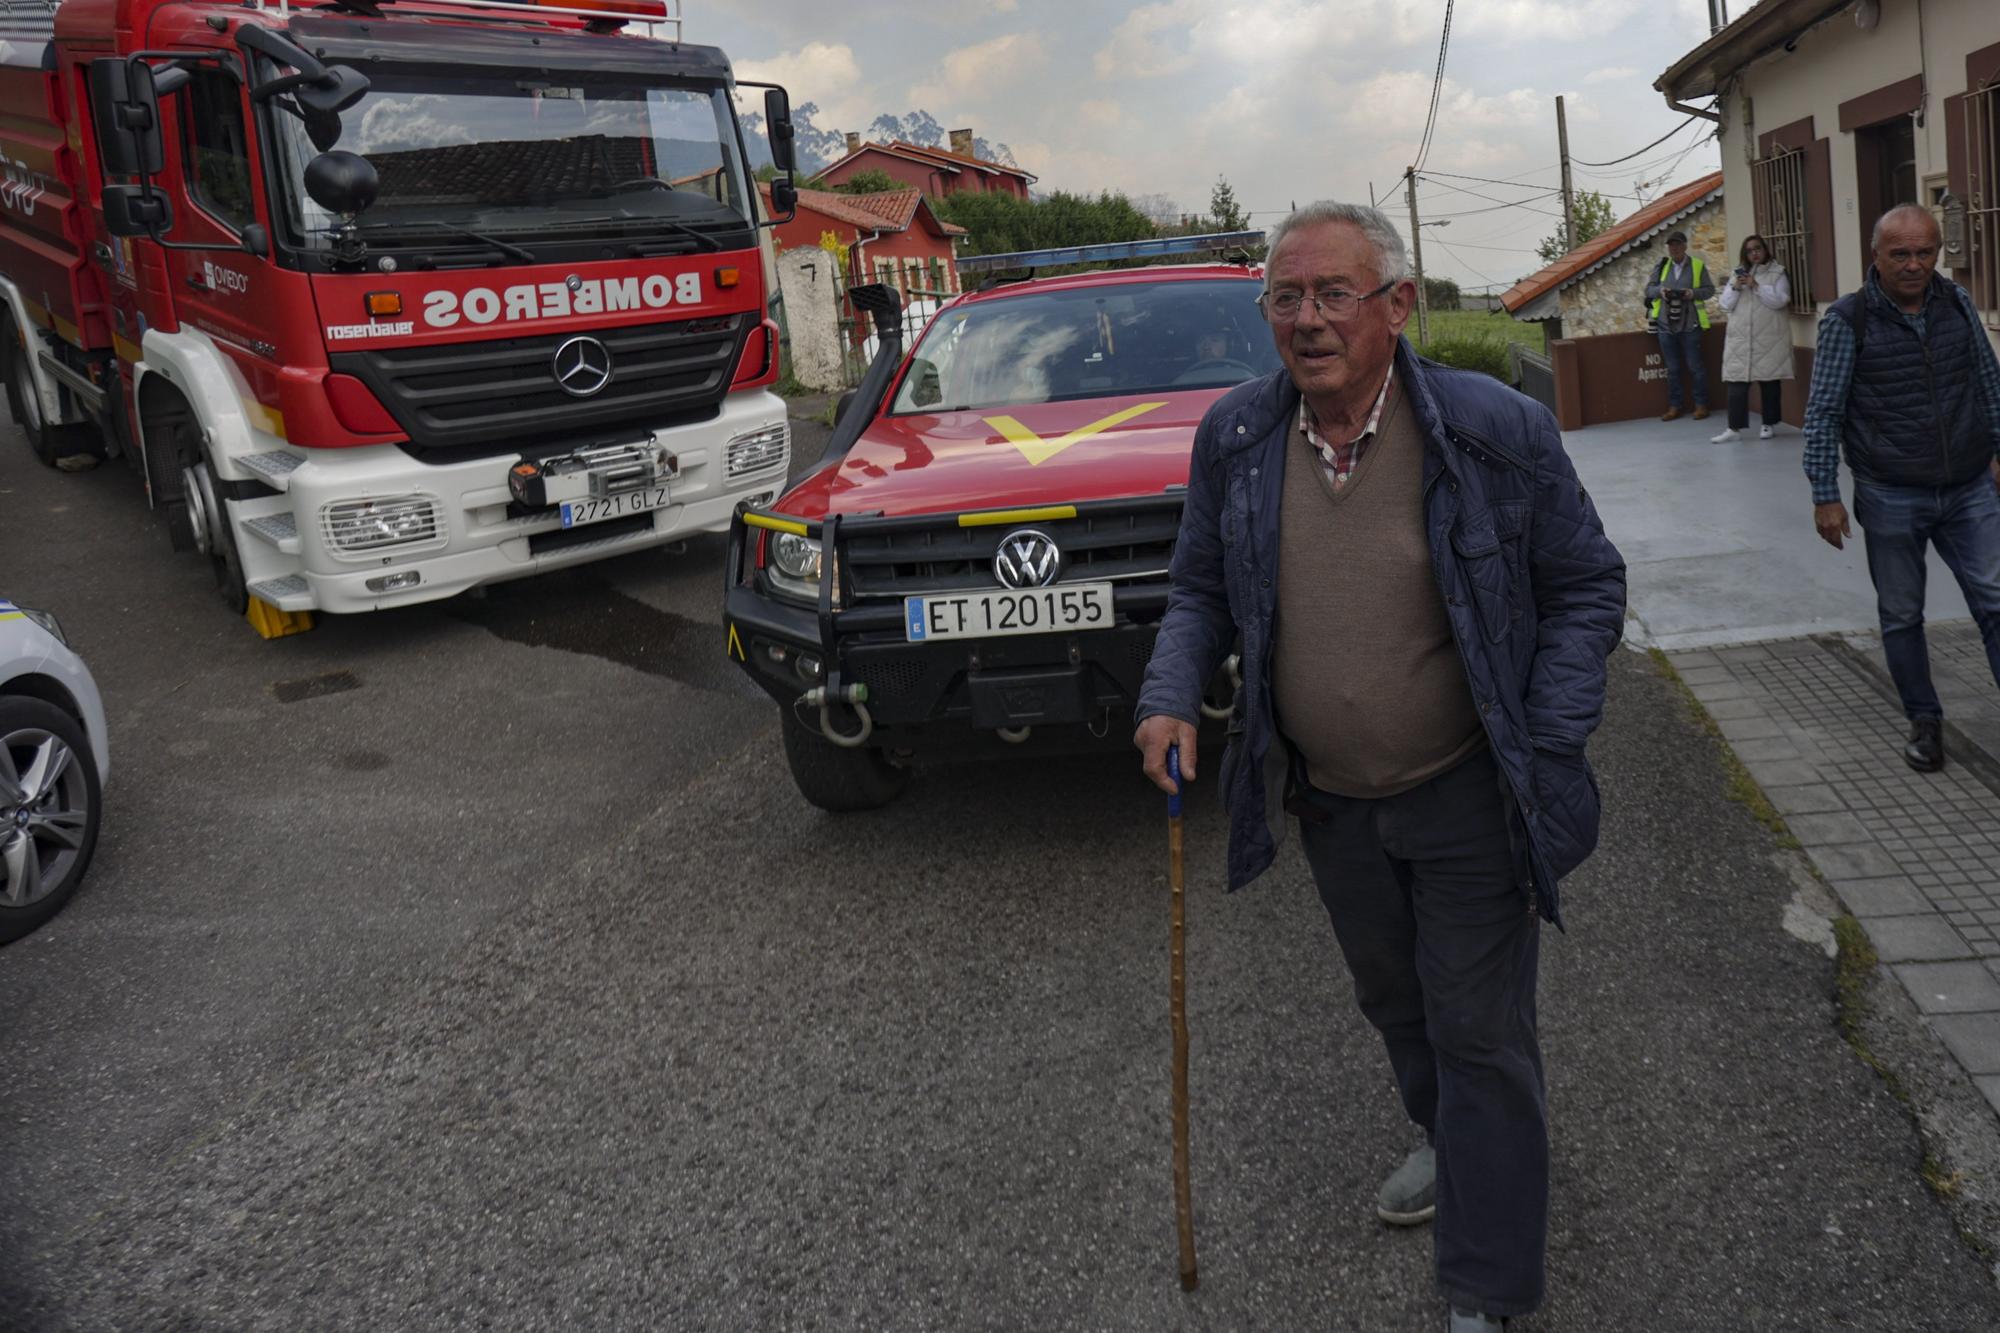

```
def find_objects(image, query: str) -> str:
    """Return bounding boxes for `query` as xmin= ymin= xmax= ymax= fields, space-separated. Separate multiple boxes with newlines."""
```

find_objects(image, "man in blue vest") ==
xmin=1645 ymin=230 xmax=1714 ymax=421
xmin=1805 ymin=203 xmax=2000 ymax=771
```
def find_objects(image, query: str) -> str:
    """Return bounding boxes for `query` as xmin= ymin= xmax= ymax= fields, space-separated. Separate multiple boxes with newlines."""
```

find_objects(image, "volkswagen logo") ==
xmin=552 ymin=335 xmax=613 ymax=398
xmin=993 ymin=528 xmax=1062 ymax=589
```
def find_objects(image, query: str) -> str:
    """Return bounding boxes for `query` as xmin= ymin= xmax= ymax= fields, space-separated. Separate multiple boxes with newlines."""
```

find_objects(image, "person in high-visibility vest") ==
xmin=1644 ymin=229 xmax=1715 ymax=421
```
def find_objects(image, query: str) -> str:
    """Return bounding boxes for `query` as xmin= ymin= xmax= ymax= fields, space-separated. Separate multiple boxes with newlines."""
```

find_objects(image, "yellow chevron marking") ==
xmin=726 ymin=622 xmax=745 ymax=661
xmin=982 ymin=400 xmax=1169 ymax=466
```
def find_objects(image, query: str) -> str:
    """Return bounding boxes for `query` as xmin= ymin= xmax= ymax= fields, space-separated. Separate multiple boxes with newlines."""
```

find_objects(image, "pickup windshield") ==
xmin=891 ymin=278 xmax=1282 ymax=414
xmin=269 ymin=64 xmax=753 ymax=254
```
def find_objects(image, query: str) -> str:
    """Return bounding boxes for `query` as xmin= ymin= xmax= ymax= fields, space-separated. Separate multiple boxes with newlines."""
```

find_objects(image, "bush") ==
xmin=1416 ymin=331 xmax=1512 ymax=382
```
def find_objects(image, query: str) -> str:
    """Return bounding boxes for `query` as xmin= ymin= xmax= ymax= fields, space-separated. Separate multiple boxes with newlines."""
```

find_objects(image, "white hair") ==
xmin=1264 ymin=201 xmax=1410 ymax=288
xmin=1871 ymin=202 xmax=1939 ymax=251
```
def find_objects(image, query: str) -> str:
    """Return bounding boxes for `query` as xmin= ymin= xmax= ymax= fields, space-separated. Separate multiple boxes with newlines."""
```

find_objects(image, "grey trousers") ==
xmin=1294 ymin=747 xmax=1547 ymax=1318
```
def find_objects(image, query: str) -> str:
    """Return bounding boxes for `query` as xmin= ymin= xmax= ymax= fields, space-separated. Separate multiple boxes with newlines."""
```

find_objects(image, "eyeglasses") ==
xmin=1257 ymin=278 xmax=1397 ymax=323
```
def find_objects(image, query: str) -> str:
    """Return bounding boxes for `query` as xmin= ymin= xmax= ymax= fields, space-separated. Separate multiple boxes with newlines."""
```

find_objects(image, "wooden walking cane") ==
xmin=1167 ymin=743 xmax=1198 ymax=1291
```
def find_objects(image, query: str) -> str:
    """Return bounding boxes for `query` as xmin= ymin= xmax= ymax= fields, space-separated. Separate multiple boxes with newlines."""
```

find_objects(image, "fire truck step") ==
xmin=245 ymin=574 xmax=313 ymax=612
xmin=241 ymin=512 xmax=300 ymax=555
xmin=237 ymin=451 xmax=304 ymax=490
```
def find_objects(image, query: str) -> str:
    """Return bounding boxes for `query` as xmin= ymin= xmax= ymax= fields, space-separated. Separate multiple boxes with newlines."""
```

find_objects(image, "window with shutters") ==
xmin=1750 ymin=147 xmax=1816 ymax=315
xmin=1966 ymin=81 xmax=2000 ymax=315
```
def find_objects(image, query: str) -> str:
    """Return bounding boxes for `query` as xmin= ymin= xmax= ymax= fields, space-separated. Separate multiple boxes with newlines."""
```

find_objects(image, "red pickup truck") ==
xmin=725 ymin=240 xmax=1269 ymax=810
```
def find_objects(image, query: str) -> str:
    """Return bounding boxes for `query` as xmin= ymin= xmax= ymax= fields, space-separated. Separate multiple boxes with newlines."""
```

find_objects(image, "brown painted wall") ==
xmin=1550 ymin=330 xmax=1812 ymax=431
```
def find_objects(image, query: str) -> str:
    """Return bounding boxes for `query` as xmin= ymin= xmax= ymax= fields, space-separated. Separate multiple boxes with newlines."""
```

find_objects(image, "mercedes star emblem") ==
xmin=552 ymin=335 xmax=613 ymax=398
xmin=994 ymin=528 xmax=1062 ymax=589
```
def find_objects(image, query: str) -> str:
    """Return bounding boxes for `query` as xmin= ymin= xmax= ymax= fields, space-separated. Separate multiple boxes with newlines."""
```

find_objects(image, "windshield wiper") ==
xmin=357 ymin=221 xmax=536 ymax=264
xmin=564 ymin=214 xmax=723 ymax=252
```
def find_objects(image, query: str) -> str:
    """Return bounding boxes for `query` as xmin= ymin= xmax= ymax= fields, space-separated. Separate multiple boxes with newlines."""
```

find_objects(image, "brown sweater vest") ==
xmin=1272 ymin=382 xmax=1484 ymax=799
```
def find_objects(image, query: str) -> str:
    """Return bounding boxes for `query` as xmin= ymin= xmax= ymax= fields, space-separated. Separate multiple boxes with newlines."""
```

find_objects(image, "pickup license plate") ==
xmin=905 ymin=583 xmax=1114 ymax=642
xmin=560 ymin=485 xmax=669 ymax=529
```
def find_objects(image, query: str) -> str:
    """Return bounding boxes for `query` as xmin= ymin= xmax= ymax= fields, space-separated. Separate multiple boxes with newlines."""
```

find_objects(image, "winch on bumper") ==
xmin=723 ymin=494 xmax=1230 ymax=751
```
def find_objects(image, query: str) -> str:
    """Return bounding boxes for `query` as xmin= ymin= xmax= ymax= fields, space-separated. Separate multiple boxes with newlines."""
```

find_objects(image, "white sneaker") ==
xmin=1710 ymin=427 xmax=1741 ymax=443
xmin=1758 ymin=424 xmax=1775 ymax=439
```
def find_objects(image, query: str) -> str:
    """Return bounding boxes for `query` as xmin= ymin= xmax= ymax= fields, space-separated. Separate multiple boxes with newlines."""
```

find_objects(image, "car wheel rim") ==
xmin=181 ymin=463 xmax=215 ymax=557
xmin=0 ymin=727 xmax=90 ymax=908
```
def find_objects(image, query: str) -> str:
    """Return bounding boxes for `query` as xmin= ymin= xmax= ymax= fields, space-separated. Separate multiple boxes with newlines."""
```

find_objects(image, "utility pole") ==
xmin=1556 ymin=94 xmax=1576 ymax=255
xmin=1404 ymin=167 xmax=1429 ymax=346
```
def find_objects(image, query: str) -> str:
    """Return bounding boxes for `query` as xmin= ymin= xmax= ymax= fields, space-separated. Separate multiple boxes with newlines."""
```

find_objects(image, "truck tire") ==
xmin=4 ymin=315 xmax=103 ymax=468
xmin=150 ymin=401 xmax=249 ymax=614
xmin=780 ymin=710 xmax=908 ymax=812
xmin=0 ymin=696 xmax=103 ymax=945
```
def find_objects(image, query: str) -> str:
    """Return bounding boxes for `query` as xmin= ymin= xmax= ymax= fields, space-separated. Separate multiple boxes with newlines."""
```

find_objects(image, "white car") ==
xmin=0 ymin=598 xmax=108 ymax=944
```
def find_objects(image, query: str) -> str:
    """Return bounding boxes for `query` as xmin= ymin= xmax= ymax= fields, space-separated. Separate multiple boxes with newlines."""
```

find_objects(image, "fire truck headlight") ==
xmin=726 ymin=422 xmax=789 ymax=480
xmin=321 ymin=496 xmax=444 ymax=555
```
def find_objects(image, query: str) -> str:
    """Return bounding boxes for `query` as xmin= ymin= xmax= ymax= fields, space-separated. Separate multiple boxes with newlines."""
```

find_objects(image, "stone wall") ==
xmin=776 ymin=248 xmax=845 ymax=393
xmin=1560 ymin=200 xmax=1729 ymax=339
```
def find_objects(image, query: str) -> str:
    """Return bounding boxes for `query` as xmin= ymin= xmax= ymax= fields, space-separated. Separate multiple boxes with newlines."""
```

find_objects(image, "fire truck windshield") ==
xmin=268 ymin=65 xmax=754 ymax=255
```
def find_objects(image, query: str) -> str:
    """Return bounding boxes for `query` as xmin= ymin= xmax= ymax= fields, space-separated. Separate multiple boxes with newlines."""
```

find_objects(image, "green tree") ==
xmin=835 ymin=167 xmax=901 ymax=195
xmin=932 ymin=189 xmax=1159 ymax=263
xmin=1423 ymin=276 xmax=1462 ymax=311
xmin=1208 ymin=175 xmax=1247 ymax=232
xmin=1535 ymin=190 xmax=1618 ymax=263
xmin=754 ymin=163 xmax=781 ymax=183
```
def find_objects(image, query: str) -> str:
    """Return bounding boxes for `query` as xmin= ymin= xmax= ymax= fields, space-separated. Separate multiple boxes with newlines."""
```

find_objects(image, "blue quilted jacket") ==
xmin=1135 ymin=340 xmax=1627 ymax=925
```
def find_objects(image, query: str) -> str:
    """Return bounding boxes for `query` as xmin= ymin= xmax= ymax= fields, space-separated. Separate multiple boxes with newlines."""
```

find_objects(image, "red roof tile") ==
xmin=759 ymin=183 xmax=967 ymax=237
xmin=1499 ymin=171 xmax=1724 ymax=315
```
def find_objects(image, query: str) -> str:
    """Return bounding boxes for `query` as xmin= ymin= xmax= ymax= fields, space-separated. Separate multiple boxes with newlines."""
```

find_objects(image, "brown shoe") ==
xmin=1660 ymin=407 xmax=1682 ymax=422
xmin=1692 ymin=405 xmax=1711 ymax=420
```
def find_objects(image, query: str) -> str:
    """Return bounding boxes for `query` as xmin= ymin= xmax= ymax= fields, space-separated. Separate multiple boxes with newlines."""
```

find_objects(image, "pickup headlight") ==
xmin=765 ymin=531 xmax=822 ymax=602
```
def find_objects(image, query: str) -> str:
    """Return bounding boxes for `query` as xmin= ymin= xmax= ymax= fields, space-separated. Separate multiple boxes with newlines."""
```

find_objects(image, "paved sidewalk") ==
xmin=1669 ymin=631 xmax=2000 ymax=1115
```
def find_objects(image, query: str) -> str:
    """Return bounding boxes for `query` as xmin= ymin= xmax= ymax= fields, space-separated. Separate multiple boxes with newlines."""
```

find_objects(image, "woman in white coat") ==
xmin=1711 ymin=233 xmax=1795 ymax=442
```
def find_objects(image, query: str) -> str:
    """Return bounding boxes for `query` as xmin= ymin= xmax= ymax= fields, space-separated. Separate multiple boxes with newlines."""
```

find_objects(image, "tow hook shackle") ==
xmin=802 ymin=681 xmax=873 ymax=748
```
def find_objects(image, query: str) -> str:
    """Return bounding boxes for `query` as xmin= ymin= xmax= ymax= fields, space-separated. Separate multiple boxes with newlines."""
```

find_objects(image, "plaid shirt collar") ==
xmin=1299 ymin=363 xmax=1396 ymax=489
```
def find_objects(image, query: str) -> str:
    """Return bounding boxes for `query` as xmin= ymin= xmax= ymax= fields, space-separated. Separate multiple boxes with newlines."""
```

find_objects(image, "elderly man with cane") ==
xmin=1134 ymin=201 xmax=1625 ymax=1330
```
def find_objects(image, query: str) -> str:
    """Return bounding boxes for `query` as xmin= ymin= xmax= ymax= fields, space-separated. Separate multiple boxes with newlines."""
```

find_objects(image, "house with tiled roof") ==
xmin=811 ymin=128 xmax=1035 ymax=201
xmin=1500 ymin=171 xmax=1727 ymax=339
xmin=759 ymin=183 xmax=968 ymax=300
xmin=1498 ymin=172 xmax=1736 ymax=429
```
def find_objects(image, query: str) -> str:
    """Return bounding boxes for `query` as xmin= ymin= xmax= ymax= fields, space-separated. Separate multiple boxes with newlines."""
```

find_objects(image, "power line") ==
xmin=1412 ymin=0 xmax=1457 ymax=174
xmin=1571 ymin=115 xmax=1702 ymax=168
xmin=1430 ymin=239 xmax=1505 ymax=287
xmin=1419 ymin=168 xmax=1562 ymax=191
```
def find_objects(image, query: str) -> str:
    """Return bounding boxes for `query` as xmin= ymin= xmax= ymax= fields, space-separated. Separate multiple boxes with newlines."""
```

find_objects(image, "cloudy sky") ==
xmin=706 ymin=0 xmax=1727 ymax=293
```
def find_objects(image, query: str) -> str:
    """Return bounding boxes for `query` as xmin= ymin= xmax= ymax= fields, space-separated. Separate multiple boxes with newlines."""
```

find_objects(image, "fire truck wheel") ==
xmin=178 ymin=452 xmax=249 ymax=615
xmin=780 ymin=710 xmax=908 ymax=812
xmin=4 ymin=316 xmax=102 ymax=468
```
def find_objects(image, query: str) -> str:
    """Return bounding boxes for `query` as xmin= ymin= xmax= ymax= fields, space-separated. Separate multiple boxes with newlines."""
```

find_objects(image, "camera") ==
xmin=1734 ymin=265 xmax=1750 ymax=277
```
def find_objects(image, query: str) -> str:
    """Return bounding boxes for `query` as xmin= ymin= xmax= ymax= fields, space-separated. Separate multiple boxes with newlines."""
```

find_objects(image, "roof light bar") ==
xmin=260 ymin=0 xmax=681 ymax=35
xmin=955 ymin=230 xmax=1266 ymax=275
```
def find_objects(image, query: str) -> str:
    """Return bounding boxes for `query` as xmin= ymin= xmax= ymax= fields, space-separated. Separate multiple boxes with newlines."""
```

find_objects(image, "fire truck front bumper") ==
xmin=221 ymin=392 xmax=791 ymax=614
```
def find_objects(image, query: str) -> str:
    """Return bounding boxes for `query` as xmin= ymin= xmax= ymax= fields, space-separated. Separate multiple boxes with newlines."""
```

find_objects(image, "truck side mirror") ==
xmin=763 ymin=87 xmax=795 ymax=174
xmin=769 ymin=178 xmax=797 ymax=218
xmin=101 ymin=184 xmax=173 ymax=237
xmin=241 ymin=223 xmax=270 ymax=258
xmin=87 ymin=58 xmax=166 ymax=177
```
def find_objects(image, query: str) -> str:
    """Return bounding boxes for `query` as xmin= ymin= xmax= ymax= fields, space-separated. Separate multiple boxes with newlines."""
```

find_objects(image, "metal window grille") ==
xmin=1750 ymin=148 xmax=1815 ymax=314
xmin=1966 ymin=82 xmax=2000 ymax=315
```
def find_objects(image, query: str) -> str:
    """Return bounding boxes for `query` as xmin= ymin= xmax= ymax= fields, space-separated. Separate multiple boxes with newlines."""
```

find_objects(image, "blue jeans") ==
xmin=1656 ymin=326 xmax=1708 ymax=409
xmin=1852 ymin=472 xmax=2000 ymax=720
xmin=1294 ymin=748 xmax=1545 ymax=1318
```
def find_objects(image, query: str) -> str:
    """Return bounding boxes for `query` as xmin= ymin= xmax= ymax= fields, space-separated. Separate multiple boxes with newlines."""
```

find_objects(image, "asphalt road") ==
xmin=2 ymin=412 xmax=1995 ymax=1330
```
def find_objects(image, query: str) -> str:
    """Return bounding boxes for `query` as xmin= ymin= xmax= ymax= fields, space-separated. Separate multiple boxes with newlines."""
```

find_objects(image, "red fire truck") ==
xmin=0 ymin=0 xmax=799 ymax=633
xmin=724 ymin=234 xmax=1266 ymax=811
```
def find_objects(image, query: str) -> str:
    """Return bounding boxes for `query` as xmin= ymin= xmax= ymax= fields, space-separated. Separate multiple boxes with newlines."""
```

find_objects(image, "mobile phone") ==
xmin=1734 ymin=266 xmax=1750 ymax=277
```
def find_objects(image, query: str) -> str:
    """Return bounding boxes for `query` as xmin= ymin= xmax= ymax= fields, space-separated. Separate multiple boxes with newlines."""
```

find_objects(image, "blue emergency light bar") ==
xmin=955 ymin=231 xmax=1266 ymax=275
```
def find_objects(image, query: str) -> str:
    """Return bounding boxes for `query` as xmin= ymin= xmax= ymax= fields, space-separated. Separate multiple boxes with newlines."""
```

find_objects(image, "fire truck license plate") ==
xmin=560 ymin=485 xmax=669 ymax=529
xmin=904 ymin=583 xmax=1114 ymax=642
